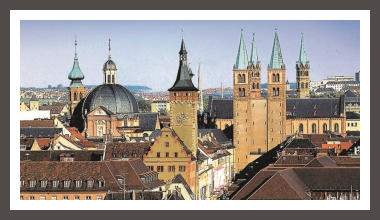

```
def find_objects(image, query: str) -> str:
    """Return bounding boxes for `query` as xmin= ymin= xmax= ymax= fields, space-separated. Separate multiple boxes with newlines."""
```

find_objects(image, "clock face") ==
xmin=176 ymin=112 xmax=188 ymax=124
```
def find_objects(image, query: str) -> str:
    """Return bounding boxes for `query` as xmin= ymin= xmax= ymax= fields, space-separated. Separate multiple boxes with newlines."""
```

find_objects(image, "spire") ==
xmin=249 ymin=33 xmax=259 ymax=67
xmin=108 ymin=38 xmax=112 ymax=59
xmin=68 ymin=38 xmax=85 ymax=84
xmin=168 ymin=34 xmax=198 ymax=92
xmin=297 ymin=32 xmax=308 ymax=66
xmin=234 ymin=29 xmax=249 ymax=70
xmin=269 ymin=28 xmax=285 ymax=69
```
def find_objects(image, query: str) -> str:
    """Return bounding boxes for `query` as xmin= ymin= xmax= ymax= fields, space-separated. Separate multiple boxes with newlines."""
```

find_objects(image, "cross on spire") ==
xmin=74 ymin=37 xmax=78 ymax=59
xmin=108 ymin=38 xmax=111 ymax=59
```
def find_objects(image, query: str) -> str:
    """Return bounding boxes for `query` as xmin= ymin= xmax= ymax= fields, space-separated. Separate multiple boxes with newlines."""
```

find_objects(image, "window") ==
xmin=98 ymin=180 xmax=105 ymax=188
xmin=148 ymin=166 xmax=154 ymax=171
xmin=312 ymin=123 xmax=317 ymax=134
xmin=299 ymin=124 xmax=304 ymax=133
xmin=87 ymin=180 xmax=94 ymax=188
xmin=63 ymin=180 xmax=70 ymax=188
xmin=174 ymin=152 xmax=178 ymax=158
xmin=51 ymin=196 xmax=57 ymax=200
xmin=169 ymin=166 xmax=175 ymax=172
xmin=74 ymin=196 xmax=80 ymax=200
xmin=112 ymin=75 xmax=115 ymax=83
xmin=52 ymin=180 xmax=59 ymax=188
xmin=29 ymin=180 xmax=36 ymax=188
xmin=20 ymin=196 xmax=23 ymax=200
xmin=334 ymin=123 xmax=339 ymax=133
xmin=132 ymin=151 xmax=137 ymax=158
xmin=97 ymin=196 xmax=103 ymax=200
xmin=30 ymin=196 xmax=35 ymax=200
xmin=166 ymin=152 xmax=169 ymax=158
xmin=75 ymin=180 xmax=82 ymax=188
xmin=165 ymin=142 xmax=169 ymax=147
xmin=40 ymin=180 xmax=47 ymax=188
xmin=179 ymin=166 xmax=186 ymax=172
xmin=157 ymin=152 xmax=160 ymax=158
xmin=74 ymin=92 xmax=77 ymax=101
xmin=157 ymin=166 xmax=164 ymax=172
xmin=79 ymin=92 xmax=83 ymax=99
xmin=258 ymin=148 xmax=261 ymax=154
xmin=63 ymin=196 xmax=69 ymax=200
xmin=107 ymin=75 xmax=111 ymax=83
xmin=20 ymin=180 xmax=24 ymax=187
xmin=86 ymin=196 xmax=92 ymax=200
xmin=323 ymin=123 xmax=328 ymax=133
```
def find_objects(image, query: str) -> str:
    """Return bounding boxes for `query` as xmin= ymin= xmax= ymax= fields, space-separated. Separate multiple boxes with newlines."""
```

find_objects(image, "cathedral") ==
xmin=233 ymin=29 xmax=346 ymax=173
xmin=68 ymin=39 xmax=159 ymax=140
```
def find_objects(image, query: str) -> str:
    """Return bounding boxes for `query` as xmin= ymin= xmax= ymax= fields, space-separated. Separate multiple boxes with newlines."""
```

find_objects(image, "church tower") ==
xmin=103 ymin=38 xmax=118 ymax=85
xmin=267 ymin=29 xmax=287 ymax=150
xmin=168 ymin=36 xmax=199 ymax=157
xmin=67 ymin=39 xmax=86 ymax=117
xmin=296 ymin=33 xmax=310 ymax=98
xmin=248 ymin=33 xmax=261 ymax=98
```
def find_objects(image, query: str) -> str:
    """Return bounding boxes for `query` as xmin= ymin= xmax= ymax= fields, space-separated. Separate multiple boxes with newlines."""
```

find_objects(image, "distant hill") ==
xmin=85 ymin=85 xmax=152 ymax=93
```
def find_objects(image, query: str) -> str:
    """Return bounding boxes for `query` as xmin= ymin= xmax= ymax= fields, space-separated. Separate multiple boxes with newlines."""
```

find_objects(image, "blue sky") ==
xmin=20 ymin=20 xmax=359 ymax=91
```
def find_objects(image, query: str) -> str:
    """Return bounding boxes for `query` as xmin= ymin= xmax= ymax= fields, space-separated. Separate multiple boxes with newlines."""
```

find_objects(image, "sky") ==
xmin=20 ymin=20 xmax=360 ymax=91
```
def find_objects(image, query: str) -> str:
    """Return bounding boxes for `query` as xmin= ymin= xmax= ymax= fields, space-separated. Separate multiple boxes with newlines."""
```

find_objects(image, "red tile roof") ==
xmin=20 ymin=119 xmax=54 ymax=128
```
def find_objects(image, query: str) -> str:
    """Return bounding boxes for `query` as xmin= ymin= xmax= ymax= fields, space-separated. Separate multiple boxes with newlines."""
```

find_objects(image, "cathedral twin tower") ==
xmin=233 ymin=29 xmax=310 ymax=173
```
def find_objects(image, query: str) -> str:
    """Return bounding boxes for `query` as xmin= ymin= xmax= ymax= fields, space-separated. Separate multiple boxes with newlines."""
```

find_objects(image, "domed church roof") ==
xmin=103 ymin=59 xmax=117 ymax=71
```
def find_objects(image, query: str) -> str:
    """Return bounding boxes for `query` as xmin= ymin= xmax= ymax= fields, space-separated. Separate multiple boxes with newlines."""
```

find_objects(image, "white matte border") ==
xmin=10 ymin=10 xmax=370 ymax=210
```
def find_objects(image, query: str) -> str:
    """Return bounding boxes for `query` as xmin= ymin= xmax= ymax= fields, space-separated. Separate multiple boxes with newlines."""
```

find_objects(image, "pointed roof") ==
xmin=297 ymin=33 xmax=308 ymax=67
xmin=234 ymin=30 xmax=249 ymax=70
xmin=68 ymin=39 xmax=85 ymax=84
xmin=168 ymin=37 xmax=198 ymax=92
xmin=269 ymin=29 xmax=285 ymax=69
xmin=249 ymin=33 xmax=259 ymax=67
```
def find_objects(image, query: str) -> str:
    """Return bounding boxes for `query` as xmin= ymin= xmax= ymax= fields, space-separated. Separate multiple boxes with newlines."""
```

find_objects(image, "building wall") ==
xmin=346 ymin=119 xmax=360 ymax=131
xmin=151 ymin=102 xmax=170 ymax=113
xmin=286 ymin=118 xmax=345 ymax=136
xmin=67 ymin=86 xmax=86 ymax=116
xmin=346 ymin=103 xmax=360 ymax=114
xmin=29 ymin=100 xmax=39 ymax=111
xmin=215 ymin=119 xmax=233 ymax=130
xmin=20 ymin=192 xmax=106 ymax=200
xmin=143 ymin=128 xmax=197 ymax=195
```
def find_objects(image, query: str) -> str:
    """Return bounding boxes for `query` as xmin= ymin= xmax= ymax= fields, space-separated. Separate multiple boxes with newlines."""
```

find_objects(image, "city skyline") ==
xmin=21 ymin=20 xmax=359 ymax=91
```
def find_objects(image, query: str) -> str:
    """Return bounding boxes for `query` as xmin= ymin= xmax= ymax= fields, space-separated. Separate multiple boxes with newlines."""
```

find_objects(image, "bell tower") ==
xmin=103 ymin=38 xmax=118 ymax=85
xmin=168 ymin=35 xmax=199 ymax=157
xmin=296 ymin=33 xmax=310 ymax=98
xmin=267 ymin=29 xmax=286 ymax=150
xmin=67 ymin=39 xmax=86 ymax=117
xmin=248 ymin=33 xmax=261 ymax=98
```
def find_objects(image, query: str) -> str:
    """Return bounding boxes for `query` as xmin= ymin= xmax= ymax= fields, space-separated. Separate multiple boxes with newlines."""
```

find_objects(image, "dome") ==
xmin=103 ymin=59 xmax=117 ymax=71
xmin=82 ymin=84 xmax=138 ymax=115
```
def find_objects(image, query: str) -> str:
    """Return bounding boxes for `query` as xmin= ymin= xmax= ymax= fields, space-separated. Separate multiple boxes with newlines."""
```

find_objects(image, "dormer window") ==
xmin=63 ymin=180 xmax=71 ymax=188
xmin=87 ymin=180 xmax=94 ymax=188
xmin=20 ymin=180 xmax=24 ymax=187
xmin=98 ymin=180 xmax=105 ymax=188
xmin=40 ymin=180 xmax=47 ymax=188
xmin=52 ymin=180 xmax=59 ymax=188
xmin=29 ymin=180 xmax=36 ymax=188
xmin=75 ymin=180 xmax=82 ymax=188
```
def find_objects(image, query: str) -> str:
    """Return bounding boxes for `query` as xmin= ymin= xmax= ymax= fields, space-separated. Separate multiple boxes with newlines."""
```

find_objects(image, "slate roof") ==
xmin=139 ymin=113 xmax=158 ymax=131
xmin=104 ymin=142 xmax=151 ymax=160
xmin=345 ymin=90 xmax=358 ymax=98
xmin=172 ymin=174 xmax=195 ymax=198
xmin=305 ymin=155 xmax=338 ymax=167
xmin=286 ymin=97 xmax=345 ymax=119
xmin=207 ymin=97 xmax=233 ymax=119
xmin=20 ymin=119 xmax=55 ymax=128
xmin=198 ymin=129 xmax=231 ymax=145
xmin=20 ymin=150 xmax=104 ymax=161
xmin=285 ymin=138 xmax=315 ymax=149
xmin=20 ymin=127 xmax=62 ymax=138
xmin=346 ymin=112 xmax=360 ymax=120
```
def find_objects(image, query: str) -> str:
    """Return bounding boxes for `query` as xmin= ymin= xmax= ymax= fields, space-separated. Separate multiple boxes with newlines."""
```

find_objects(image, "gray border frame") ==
xmin=1 ymin=0 xmax=377 ymax=219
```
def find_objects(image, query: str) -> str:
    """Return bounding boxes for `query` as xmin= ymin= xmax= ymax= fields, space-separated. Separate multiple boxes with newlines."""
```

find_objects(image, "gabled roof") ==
xmin=207 ymin=97 xmax=233 ymax=119
xmin=286 ymin=97 xmax=345 ymax=119
xmin=20 ymin=127 xmax=62 ymax=138
xmin=198 ymin=129 xmax=231 ymax=145
xmin=234 ymin=30 xmax=249 ymax=70
xmin=305 ymin=155 xmax=338 ymax=167
xmin=20 ymin=119 xmax=54 ymax=128
xmin=139 ymin=113 xmax=159 ymax=131
xmin=104 ymin=142 xmax=151 ymax=160
xmin=268 ymin=29 xmax=285 ymax=69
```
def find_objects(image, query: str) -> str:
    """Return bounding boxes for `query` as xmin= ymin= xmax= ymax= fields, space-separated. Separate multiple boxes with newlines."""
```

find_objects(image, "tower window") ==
xmin=107 ymin=75 xmax=111 ymax=84
xmin=112 ymin=75 xmax=115 ymax=83
xmin=299 ymin=123 xmax=304 ymax=133
xmin=334 ymin=123 xmax=339 ymax=133
xmin=323 ymin=123 xmax=328 ymax=133
xmin=74 ymin=92 xmax=77 ymax=101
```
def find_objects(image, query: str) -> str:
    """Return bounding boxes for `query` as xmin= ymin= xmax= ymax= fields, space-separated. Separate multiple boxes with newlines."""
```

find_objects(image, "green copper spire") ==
xmin=234 ymin=29 xmax=249 ymax=70
xmin=68 ymin=39 xmax=85 ymax=87
xmin=297 ymin=32 xmax=308 ymax=67
xmin=249 ymin=33 xmax=259 ymax=67
xmin=269 ymin=29 xmax=285 ymax=69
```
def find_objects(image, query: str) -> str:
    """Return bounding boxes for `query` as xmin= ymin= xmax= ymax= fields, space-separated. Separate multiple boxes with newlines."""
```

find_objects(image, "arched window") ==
xmin=238 ymin=74 xmax=242 ymax=83
xmin=74 ymin=92 xmax=77 ymax=101
xmin=272 ymin=74 xmax=276 ymax=82
xmin=238 ymin=88 xmax=241 ymax=96
xmin=277 ymin=88 xmax=280 ymax=96
xmin=323 ymin=123 xmax=328 ymax=133
xmin=252 ymin=83 xmax=255 ymax=89
xmin=242 ymin=74 xmax=246 ymax=83
xmin=299 ymin=124 xmax=304 ymax=133
xmin=312 ymin=123 xmax=317 ymax=133
xmin=79 ymin=92 xmax=83 ymax=100
xmin=334 ymin=123 xmax=339 ymax=133
xmin=257 ymin=82 xmax=260 ymax=89
xmin=306 ymin=82 xmax=308 ymax=88
xmin=107 ymin=75 xmax=111 ymax=83
xmin=301 ymin=82 xmax=304 ymax=88
xmin=242 ymin=88 xmax=245 ymax=97
xmin=273 ymin=88 xmax=276 ymax=97
xmin=277 ymin=74 xmax=280 ymax=82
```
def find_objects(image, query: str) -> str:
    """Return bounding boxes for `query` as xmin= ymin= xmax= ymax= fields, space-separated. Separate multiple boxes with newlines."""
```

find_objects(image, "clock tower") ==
xmin=168 ymin=36 xmax=199 ymax=158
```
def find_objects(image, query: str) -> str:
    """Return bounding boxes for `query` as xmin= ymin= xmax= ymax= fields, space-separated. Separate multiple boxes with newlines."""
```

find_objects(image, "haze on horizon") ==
xmin=20 ymin=20 xmax=360 ymax=91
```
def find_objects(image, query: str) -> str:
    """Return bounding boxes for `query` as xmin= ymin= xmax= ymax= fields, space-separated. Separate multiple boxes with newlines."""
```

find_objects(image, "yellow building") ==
xmin=143 ymin=127 xmax=197 ymax=194
xmin=29 ymin=95 xmax=39 ymax=111
xmin=20 ymin=102 xmax=29 ymax=111
xmin=346 ymin=112 xmax=360 ymax=132
xmin=151 ymin=101 xmax=170 ymax=114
